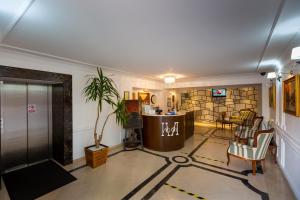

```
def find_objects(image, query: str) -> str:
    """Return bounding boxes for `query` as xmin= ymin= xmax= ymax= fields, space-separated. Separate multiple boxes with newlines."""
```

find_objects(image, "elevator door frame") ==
xmin=0 ymin=65 xmax=73 ymax=167
xmin=0 ymin=81 xmax=53 ymax=172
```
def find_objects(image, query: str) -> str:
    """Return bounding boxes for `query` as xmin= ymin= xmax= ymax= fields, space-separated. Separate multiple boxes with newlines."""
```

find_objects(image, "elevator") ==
xmin=0 ymin=82 xmax=52 ymax=172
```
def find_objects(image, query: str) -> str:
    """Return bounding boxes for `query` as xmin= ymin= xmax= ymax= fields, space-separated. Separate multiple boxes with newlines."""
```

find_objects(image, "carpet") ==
xmin=3 ymin=160 xmax=76 ymax=200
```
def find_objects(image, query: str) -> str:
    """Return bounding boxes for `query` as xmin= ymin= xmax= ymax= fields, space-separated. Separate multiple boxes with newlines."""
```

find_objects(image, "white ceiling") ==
xmin=0 ymin=0 xmax=290 ymax=81
xmin=258 ymin=0 xmax=300 ymax=72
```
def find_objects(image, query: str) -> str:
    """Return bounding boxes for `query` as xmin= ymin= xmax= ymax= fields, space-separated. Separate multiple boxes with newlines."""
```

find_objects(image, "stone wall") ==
xmin=179 ymin=87 xmax=260 ymax=123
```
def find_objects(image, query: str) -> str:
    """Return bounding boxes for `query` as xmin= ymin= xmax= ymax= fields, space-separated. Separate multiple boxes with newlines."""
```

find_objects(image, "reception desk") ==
xmin=142 ymin=114 xmax=188 ymax=152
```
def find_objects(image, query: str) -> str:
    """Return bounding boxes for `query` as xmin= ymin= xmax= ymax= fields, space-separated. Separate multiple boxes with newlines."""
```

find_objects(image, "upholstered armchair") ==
xmin=230 ymin=109 xmax=256 ymax=126
xmin=234 ymin=116 xmax=263 ymax=143
xmin=227 ymin=128 xmax=274 ymax=175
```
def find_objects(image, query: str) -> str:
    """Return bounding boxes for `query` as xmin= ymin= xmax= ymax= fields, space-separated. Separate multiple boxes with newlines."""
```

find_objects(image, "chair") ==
xmin=234 ymin=116 xmax=263 ymax=143
xmin=263 ymin=120 xmax=277 ymax=163
xmin=227 ymin=128 xmax=274 ymax=175
xmin=123 ymin=112 xmax=143 ymax=150
xmin=230 ymin=109 xmax=256 ymax=126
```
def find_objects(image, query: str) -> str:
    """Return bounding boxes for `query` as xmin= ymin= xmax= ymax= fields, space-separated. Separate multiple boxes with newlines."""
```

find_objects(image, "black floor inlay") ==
xmin=172 ymin=156 xmax=189 ymax=164
xmin=142 ymin=165 xmax=181 ymax=199
xmin=121 ymin=161 xmax=171 ymax=200
xmin=142 ymin=164 xmax=269 ymax=200
xmin=190 ymin=156 xmax=246 ymax=176
xmin=69 ymin=128 xmax=269 ymax=200
xmin=188 ymin=129 xmax=216 ymax=157
xmin=164 ymin=182 xmax=206 ymax=199
xmin=68 ymin=164 xmax=88 ymax=173
xmin=3 ymin=160 xmax=76 ymax=200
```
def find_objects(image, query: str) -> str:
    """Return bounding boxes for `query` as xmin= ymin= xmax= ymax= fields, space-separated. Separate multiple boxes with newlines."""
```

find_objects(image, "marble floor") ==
xmin=0 ymin=126 xmax=296 ymax=200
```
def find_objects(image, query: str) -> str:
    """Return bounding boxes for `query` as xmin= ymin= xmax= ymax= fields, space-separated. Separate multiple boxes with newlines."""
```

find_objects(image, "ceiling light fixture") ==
xmin=291 ymin=46 xmax=300 ymax=63
xmin=267 ymin=72 xmax=277 ymax=79
xmin=164 ymin=76 xmax=176 ymax=84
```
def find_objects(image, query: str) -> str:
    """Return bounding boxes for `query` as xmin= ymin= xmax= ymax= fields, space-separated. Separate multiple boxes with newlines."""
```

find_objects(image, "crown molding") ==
xmin=0 ymin=44 xmax=160 ymax=82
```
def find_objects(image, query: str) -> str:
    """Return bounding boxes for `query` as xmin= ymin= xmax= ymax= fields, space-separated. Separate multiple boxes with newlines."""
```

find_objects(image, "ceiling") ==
xmin=258 ymin=0 xmax=300 ymax=73
xmin=0 ymin=0 xmax=296 ymax=81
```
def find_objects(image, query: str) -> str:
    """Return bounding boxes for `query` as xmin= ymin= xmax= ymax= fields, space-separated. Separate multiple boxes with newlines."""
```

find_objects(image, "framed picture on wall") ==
xmin=151 ymin=95 xmax=157 ymax=104
xmin=167 ymin=97 xmax=172 ymax=107
xmin=132 ymin=92 xmax=136 ymax=100
xmin=283 ymin=75 xmax=300 ymax=116
xmin=124 ymin=91 xmax=130 ymax=100
xmin=269 ymin=85 xmax=276 ymax=109
xmin=138 ymin=92 xmax=150 ymax=105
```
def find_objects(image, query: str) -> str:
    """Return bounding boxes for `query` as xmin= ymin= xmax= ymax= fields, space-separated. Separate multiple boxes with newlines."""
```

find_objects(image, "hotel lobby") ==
xmin=0 ymin=0 xmax=300 ymax=199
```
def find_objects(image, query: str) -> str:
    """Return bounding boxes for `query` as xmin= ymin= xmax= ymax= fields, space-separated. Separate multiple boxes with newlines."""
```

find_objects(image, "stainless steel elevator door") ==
xmin=1 ymin=83 xmax=51 ymax=171
xmin=2 ymin=83 xmax=27 ymax=170
xmin=27 ymin=85 xmax=49 ymax=163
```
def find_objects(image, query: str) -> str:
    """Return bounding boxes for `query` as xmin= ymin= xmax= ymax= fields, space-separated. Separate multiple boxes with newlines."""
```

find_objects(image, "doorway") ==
xmin=0 ymin=82 xmax=52 ymax=172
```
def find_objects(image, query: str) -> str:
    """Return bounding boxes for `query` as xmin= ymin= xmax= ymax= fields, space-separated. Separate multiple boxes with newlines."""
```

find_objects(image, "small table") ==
xmin=216 ymin=119 xmax=233 ymax=131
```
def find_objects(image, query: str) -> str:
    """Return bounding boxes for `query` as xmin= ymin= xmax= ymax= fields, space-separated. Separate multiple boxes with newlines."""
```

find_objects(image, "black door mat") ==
xmin=2 ymin=160 xmax=77 ymax=200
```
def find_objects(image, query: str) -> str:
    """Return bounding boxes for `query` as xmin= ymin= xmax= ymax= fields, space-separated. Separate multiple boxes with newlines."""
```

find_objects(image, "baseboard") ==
xmin=109 ymin=143 xmax=123 ymax=151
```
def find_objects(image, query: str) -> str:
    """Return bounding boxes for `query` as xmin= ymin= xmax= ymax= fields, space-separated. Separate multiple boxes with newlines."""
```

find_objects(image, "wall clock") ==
xmin=151 ymin=95 xmax=157 ymax=104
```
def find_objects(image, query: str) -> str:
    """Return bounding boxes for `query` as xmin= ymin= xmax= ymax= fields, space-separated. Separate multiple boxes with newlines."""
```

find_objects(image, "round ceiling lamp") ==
xmin=164 ymin=76 xmax=176 ymax=84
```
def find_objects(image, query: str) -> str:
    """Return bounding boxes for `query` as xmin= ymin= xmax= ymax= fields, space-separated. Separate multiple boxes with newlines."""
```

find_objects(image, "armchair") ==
xmin=227 ymin=128 xmax=274 ymax=175
xmin=234 ymin=116 xmax=263 ymax=143
xmin=230 ymin=109 xmax=256 ymax=126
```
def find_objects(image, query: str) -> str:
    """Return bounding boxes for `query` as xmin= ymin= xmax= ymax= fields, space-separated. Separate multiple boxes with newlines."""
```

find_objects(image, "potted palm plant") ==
xmin=83 ymin=68 xmax=127 ymax=168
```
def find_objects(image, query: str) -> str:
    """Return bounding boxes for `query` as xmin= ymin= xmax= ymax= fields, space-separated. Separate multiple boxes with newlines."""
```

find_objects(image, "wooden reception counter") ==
xmin=142 ymin=113 xmax=193 ymax=152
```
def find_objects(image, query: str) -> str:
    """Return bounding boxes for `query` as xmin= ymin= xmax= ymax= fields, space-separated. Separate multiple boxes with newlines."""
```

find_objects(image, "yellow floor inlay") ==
xmin=207 ymin=141 xmax=228 ymax=146
xmin=194 ymin=155 xmax=225 ymax=164
xmin=164 ymin=183 xmax=206 ymax=200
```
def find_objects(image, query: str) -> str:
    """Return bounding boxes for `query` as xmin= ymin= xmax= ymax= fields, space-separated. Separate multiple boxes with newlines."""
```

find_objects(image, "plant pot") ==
xmin=84 ymin=144 xmax=109 ymax=168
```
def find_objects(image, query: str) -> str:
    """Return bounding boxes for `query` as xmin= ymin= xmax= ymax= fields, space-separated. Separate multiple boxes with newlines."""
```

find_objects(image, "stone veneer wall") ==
xmin=179 ymin=87 xmax=260 ymax=123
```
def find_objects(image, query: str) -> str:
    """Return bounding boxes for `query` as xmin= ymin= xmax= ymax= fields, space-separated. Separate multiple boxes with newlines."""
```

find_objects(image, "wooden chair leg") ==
xmin=227 ymin=153 xmax=230 ymax=166
xmin=252 ymin=160 xmax=256 ymax=175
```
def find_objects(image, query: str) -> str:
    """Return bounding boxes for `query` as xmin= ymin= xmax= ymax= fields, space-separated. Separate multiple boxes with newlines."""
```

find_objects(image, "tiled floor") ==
xmin=0 ymin=126 xmax=296 ymax=200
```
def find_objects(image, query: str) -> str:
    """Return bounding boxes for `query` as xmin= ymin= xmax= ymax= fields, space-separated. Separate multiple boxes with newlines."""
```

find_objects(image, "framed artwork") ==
xmin=283 ymin=75 xmax=300 ymax=116
xmin=132 ymin=92 xmax=136 ymax=100
xmin=167 ymin=97 xmax=172 ymax=107
xmin=138 ymin=92 xmax=150 ymax=105
xmin=151 ymin=95 xmax=157 ymax=104
xmin=124 ymin=91 xmax=130 ymax=100
xmin=269 ymin=85 xmax=276 ymax=109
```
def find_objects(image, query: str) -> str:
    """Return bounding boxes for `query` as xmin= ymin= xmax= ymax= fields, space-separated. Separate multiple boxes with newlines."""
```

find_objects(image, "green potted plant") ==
xmin=83 ymin=68 xmax=127 ymax=168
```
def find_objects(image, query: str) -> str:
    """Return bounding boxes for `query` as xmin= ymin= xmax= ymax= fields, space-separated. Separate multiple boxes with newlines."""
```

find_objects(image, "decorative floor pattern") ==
xmin=164 ymin=182 xmax=206 ymax=200
xmin=0 ymin=127 xmax=295 ymax=200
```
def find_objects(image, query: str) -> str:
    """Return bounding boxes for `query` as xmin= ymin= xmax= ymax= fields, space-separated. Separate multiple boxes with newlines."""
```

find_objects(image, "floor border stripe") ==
xmin=164 ymin=182 xmax=206 ymax=200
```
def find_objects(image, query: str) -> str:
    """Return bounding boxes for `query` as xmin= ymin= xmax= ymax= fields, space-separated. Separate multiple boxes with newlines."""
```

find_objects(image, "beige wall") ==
xmin=0 ymin=47 xmax=164 ymax=159
xmin=177 ymin=86 xmax=261 ymax=123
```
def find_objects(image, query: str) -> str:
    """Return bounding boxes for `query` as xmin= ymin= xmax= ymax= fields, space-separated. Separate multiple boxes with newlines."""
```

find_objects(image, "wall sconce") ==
xmin=267 ymin=72 xmax=277 ymax=79
xmin=291 ymin=46 xmax=300 ymax=64
xmin=269 ymin=71 xmax=294 ymax=82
